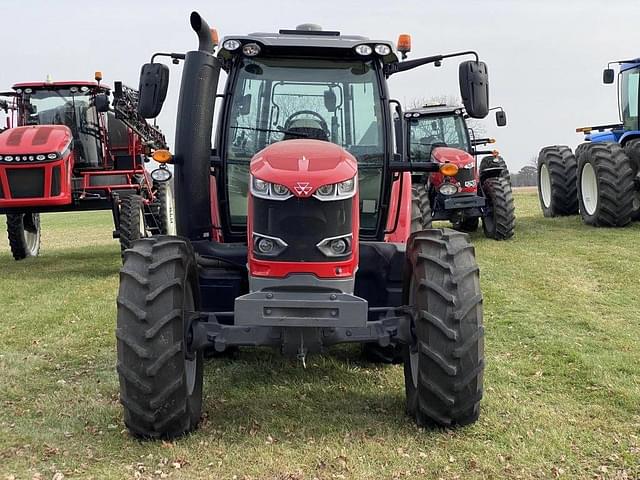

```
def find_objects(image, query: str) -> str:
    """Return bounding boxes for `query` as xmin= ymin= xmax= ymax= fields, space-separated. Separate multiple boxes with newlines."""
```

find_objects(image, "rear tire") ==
xmin=537 ymin=146 xmax=579 ymax=216
xmin=577 ymin=142 xmax=634 ymax=227
xmin=481 ymin=177 xmax=515 ymax=240
xmin=119 ymin=194 xmax=146 ymax=253
xmin=402 ymin=229 xmax=484 ymax=428
xmin=6 ymin=213 xmax=41 ymax=260
xmin=117 ymin=236 xmax=203 ymax=439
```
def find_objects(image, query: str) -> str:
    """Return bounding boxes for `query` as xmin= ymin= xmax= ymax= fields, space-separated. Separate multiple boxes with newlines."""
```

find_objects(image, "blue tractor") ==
xmin=537 ymin=59 xmax=640 ymax=226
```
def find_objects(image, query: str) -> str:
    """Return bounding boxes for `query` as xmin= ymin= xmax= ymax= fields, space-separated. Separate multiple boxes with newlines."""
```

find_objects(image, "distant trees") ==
xmin=510 ymin=156 xmax=538 ymax=187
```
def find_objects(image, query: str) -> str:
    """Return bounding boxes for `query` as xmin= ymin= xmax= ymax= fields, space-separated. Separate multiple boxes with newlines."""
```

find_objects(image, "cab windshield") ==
xmin=621 ymin=67 xmax=640 ymax=131
xmin=18 ymin=87 xmax=102 ymax=167
xmin=409 ymin=113 xmax=470 ymax=161
xmin=225 ymin=57 xmax=385 ymax=229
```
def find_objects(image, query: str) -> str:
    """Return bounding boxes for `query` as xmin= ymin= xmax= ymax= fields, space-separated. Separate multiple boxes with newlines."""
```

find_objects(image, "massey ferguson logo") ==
xmin=294 ymin=182 xmax=313 ymax=196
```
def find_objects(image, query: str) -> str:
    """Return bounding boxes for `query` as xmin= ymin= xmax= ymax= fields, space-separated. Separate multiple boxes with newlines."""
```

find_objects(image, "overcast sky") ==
xmin=2 ymin=0 xmax=639 ymax=171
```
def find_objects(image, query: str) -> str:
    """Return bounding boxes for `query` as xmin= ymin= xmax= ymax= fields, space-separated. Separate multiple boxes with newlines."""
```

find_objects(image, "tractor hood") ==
xmin=250 ymin=139 xmax=357 ymax=198
xmin=0 ymin=125 xmax=72 ymax=160
xmin=432 ymin=146 xmax=475 ymax=167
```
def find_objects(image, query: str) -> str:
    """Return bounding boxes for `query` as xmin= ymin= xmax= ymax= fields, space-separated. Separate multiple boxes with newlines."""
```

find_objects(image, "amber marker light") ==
xmin=210 ymin=28 xmax=219 ymax=47
xmin=397 ymin=34 xmax=412 ymax=56
xmin=439 ymin=163 xmax=459 ymax=176
xmin=152 ymin=149 xmax=173 ymax=164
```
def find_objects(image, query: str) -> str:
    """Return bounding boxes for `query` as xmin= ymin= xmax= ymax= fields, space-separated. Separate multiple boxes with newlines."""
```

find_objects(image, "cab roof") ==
xmin=405 ymin=104 xmax=464 ymax=117
xmin=620 ymin=58 xmax=640 ymax=73
xmin=219 ymin=26 xmax=398 ymax=64
xmin=11 ymin=81 xmax=109 ymax=91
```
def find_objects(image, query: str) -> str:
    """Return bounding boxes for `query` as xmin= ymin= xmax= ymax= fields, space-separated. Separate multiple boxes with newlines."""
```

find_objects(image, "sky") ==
xmin=1 ymin=0 xmax=639 ymax=172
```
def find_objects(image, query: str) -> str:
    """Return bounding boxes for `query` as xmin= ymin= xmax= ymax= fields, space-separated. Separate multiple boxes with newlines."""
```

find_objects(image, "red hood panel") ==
xmin=432 ymin=146 xmax=475 ymax=166
xmin=250 ymin=140 xmax=357 ymax=197
xmin=0 ymin=125 xmax=72 ymax=155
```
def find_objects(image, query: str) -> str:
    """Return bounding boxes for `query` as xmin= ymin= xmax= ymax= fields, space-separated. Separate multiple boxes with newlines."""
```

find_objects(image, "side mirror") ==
xmin=94 ymin=94 xmax=110 ymax=113
xmin=603 ymin=68 xmax=615 ymax=84
xmin=138 ymin=63 xmax=170 ymax=118
xmin=495 ymin=110 xmax=507 ymax=127
xmin=459 ymin=60 xmax=489 ymax=119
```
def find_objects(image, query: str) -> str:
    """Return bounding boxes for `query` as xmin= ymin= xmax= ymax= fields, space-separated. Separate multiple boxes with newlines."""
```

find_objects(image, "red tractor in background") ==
xmin=0 ymin=76 xmax=175 ymax=260
xmin=116 ymin=12 xmax=491 ymax=439
xmin=405 ymin=104 xmax=515 ymax=239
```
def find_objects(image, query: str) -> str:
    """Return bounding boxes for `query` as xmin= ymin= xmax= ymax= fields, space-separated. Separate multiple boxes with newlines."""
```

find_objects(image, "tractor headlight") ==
xmin=374 ymin=44 xmax=391 ymax=56
xmin=223 ymin=39 xmax=241 ymax=51
xmin=313 ymin=176 xmax=357 ymax=201
xmin=47 ymin=153 xmax=58 ymax=160
xmin=36 ymin=154 xmax=46 ymax=161
xmin=250 ymin=176 xmax=292 ymax=201
xmin=316 ymin=234 xmax=353 ymax=258
xmin=354 ymin=44 xmax=373 ymax=56
xmin=439 ymin=183 xmax=459 ymax=196
xmin=253 ymin=233 xmax=288 ymax=257
xmin=271 ymin=183 xmax=291 ymax=197
xmin=242 ymin=43 xmax=261 ymax=57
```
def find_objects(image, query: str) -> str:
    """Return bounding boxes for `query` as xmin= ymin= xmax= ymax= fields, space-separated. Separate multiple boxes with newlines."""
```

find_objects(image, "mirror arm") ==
xmin=389 ymin=161 xmax=441 ymax=173
xmin=150 ymin=52 xmax=187 ymax=64
xmin=386 ymin=50 xmax=479 ymax=76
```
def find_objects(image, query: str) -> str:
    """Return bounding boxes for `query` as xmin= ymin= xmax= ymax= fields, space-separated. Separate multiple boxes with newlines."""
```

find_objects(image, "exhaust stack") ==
xmin=173 ymin=11 xmax=221 ymax=240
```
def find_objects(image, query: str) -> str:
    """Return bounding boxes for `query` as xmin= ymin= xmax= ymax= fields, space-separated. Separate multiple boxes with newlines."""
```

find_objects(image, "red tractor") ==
xmin=116 ymin=12 xmax=490 ymax=438
xmin=405 ymin=104 xmax=515 ymax=239
xmin=0 ymin=76 xmax=175 ymax=260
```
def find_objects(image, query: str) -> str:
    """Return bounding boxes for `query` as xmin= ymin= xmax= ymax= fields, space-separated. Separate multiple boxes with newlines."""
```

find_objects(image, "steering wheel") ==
xmin=283 ymin=110 xmax=329 ymax=136
xmin=420 ymin=135 xmax=443 ymax=145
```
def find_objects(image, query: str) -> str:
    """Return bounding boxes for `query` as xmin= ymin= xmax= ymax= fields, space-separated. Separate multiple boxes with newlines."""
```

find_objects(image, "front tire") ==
xmin=412 ymin=184 xmax=432 ymax=229
xmin=481 ymin=177 xmax=515 ymax=240
xmin=6 ymin=212 xmax=41 ymax=260
xmin=402 ymin=229 xmax=484 ymax=428
xmin=577 ymin=142 xmax=634 ymax=227
xmin=117 ymin=236 xmax=203 ymax=439
xmin=537 ymin=146 xmax=579 ymax=217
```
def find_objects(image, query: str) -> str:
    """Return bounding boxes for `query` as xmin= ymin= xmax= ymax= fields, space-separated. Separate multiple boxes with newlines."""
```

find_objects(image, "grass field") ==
xmin=1 ymin=192 xmax=639 ymax=479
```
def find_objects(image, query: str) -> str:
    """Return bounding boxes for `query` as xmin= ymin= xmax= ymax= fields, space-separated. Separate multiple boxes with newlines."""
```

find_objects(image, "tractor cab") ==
xmin=219 ymin=40 xmax=390 ymax=235
xmin=12 ymin=81 xmax=107 ymax=169
xmin=406 ymin=104 xmax=472 ymax=160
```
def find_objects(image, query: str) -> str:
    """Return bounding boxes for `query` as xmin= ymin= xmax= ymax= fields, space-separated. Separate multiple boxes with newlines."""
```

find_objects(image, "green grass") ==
xmin=1 ymin=193 xmax=639 ymax=479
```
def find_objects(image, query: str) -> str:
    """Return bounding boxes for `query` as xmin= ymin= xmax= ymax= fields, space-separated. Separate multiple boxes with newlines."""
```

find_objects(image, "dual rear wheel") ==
xmin=537 ymin=142 xmax=638 ymax=226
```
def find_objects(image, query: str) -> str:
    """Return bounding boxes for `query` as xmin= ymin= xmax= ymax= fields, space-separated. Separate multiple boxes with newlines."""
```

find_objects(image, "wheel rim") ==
xmin=165 ymin=185 xmax=177 ymax=235
xmin=540 ymin=164 xmax=551 ymax=208
xmin=22 ymin=213 xmax=40 ymax=256
xmin=184 ymin=282 xmax=196 ymax=395
xmin=138 ymin=206 xmax=147 ymax=237
xmin=581 ymin=162 xmax=598 ymax=215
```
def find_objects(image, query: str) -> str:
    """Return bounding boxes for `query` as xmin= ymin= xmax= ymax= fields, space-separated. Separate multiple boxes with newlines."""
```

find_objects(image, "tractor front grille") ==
xmin=252 ymin=196 xmax=353 ymax=262
xmin=455 ymin=167 xmax=476 ymax=187
xmin=6 ymin=168 xmax=45 ymax=198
